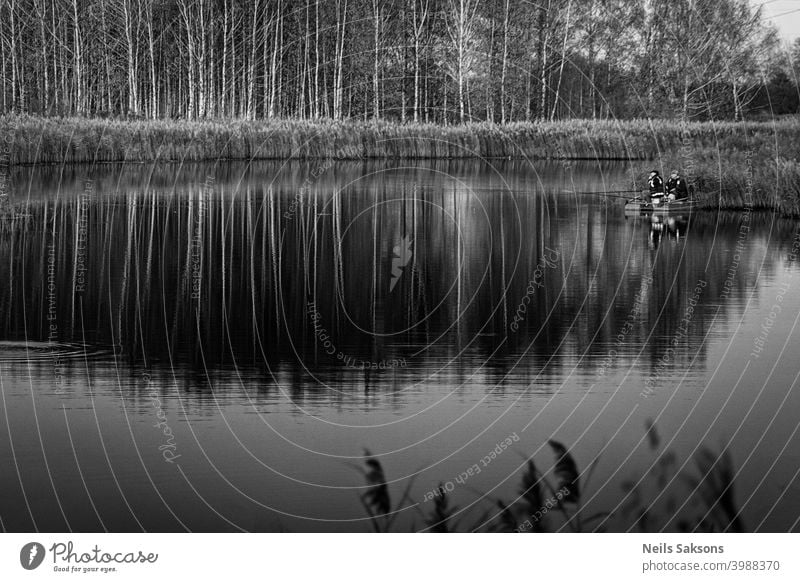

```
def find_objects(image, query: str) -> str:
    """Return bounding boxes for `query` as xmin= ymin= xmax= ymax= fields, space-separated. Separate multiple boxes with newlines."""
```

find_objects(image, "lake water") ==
xmin=1 ymin=159 xmax=799 ymax=532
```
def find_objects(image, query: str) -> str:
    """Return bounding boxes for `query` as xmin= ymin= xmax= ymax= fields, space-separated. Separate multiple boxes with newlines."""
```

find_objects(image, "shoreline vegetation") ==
xmin=357 ymin=422 xmax=744 ymax=533
xmin=3 ymin=114 xmax=800 ymax=216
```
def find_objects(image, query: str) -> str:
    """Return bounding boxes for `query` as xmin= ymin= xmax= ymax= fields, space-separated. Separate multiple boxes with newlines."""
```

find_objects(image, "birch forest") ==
xmin=0 ymin=0 xmax=795 ymax=122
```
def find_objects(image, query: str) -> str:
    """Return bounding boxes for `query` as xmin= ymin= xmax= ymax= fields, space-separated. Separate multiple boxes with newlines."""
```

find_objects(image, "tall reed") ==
xmin=356 ymin=422 xmax=746 ymax=533
xmin=4 ymin=114 xmax=800 ymax=214
xmin=3 ymin=114 xmax=799 ymax=165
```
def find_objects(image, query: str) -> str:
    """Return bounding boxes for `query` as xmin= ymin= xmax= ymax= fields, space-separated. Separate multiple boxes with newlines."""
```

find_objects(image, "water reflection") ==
xmin=644 ymin=214 xmax=690 ymax=249
xmin=1 ymin=160 xmax=799 ymax=532
xmin=2 ymin=164 xmax=791 ymax=388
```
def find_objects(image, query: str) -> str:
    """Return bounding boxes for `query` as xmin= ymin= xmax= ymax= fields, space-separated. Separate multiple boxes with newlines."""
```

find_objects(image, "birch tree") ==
xmin=445 ymin=0 xmax=481 ymax=123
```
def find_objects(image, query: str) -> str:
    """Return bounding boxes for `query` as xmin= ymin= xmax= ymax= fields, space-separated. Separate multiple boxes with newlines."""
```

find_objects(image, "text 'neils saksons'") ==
xmin=643 ymin=543 xmax=724 ymax=554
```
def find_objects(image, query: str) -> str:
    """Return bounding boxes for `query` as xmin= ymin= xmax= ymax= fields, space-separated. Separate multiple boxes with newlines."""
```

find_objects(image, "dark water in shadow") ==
xmin=1 ymin=159 xmax=799 ymax=532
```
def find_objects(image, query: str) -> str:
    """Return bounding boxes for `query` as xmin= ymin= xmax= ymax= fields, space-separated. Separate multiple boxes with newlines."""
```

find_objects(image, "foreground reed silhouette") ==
xmin=356 ymin=422 xmax=746 ymax=533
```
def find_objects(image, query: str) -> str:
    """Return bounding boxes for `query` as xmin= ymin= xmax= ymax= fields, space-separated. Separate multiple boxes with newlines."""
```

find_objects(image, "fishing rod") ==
xmin=441 ymin=188 xmax=644 ymax=199
xmin=563 ymin=189 xmax=641 ymax=195
xmin=562 ymin=189 xmax=642 ymax=199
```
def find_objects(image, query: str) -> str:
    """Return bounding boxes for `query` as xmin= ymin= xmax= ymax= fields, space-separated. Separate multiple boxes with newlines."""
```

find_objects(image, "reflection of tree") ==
xmin=0 ymin=162 xmax=793 ymax=393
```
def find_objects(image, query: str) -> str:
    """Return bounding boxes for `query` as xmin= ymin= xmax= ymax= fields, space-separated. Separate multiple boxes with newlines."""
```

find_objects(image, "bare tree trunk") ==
xmin=443 ymin=78 xmax=448 ymax=123
xmin=123 ymin=0 xmax=138 ymax=115
xmin=644 ymin=0 xmax=661 ymax=114
xmin=486 ymin=2 xmax=495 ymax=122
xmin=298 ymin=1 xmax=310 ymax=118
xmin=682 ymin=1 xmax=694 ymax=120
xmin=372 ymin=0 xmax=381 ymax=119
xmin=500 ymin=0 xmax=510 ymax=123
xmin=1 ymin=19 xmax=7 ymax=112
xmin=683 ymin=75 xmax=690 ymax=119
xmin=321 ymin=46 xmax=330 ymax=117
xmin=550 ymin=0 xmax=571 ymax=121
xmin=247 ymin=0 xmax=259 ymax=120
xmin=209 ymin=12 xmax=216 ymax=117
xmin=146 ymin=0 xmax=158 ymax=118
xmin=538 ymin=1 xmax=551 ymax=121
xmin=99 ymin=0 xmax=112 ymax=113
xmin=222 ymin=0 xmax=229 ymax=117
xmin=457 ymin=26 xmax=465 ymax=122
xmin=412 ymin=0 xmax=428 ymax=123
xmin=7 ymin=0 xmax=20 ymax=111
xmin=229 ymin=1 xmax=237 ymax=116
xmin=71 ymin=0 xmax=83 ymax=113
xmin=269 ymin=0 xmax=283 ymax=118
xmin=333 ymin=0 xmax=347 ymax=119
xmin=33 ymin=0 xmax=49 ymax=112
xmin=178 ymin=0 xmax=196 ymax=118
xmin=401 ymin=7 xmax=407 ymax=122
xmin=275 ymin=10 xmax=283 ymax=116
xmin=314 ymin=0 xmax=320 ymax=117
xmin=446 ymin=0 xmax=479 ymax=123
xmin=525 ymin=63 xmax=532 ymax=121
xmin=262 ymin=2 xmax=270 ymax=118
xmin=52 ymin=0 xmax=61 ymax=111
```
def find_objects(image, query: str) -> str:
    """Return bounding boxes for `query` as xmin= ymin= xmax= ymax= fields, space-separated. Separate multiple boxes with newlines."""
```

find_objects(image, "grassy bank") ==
xmin=698 ymin=155 xmax=800 ymax=217
xmin=3 ymin=114 xmax=800 ymax=164
xmin=3 ymin=114 xmax=800 ymax=215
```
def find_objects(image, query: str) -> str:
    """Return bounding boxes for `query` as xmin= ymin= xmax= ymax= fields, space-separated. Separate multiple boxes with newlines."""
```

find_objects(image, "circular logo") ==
xmin=19 ymin=542 xmax=46 ymax=570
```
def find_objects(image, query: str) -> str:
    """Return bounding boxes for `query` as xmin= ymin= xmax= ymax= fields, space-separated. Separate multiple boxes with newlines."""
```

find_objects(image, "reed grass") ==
xmin=357 ymin=422 xmax=746 ymax=533
xmin=3 ymin=113 xmax=800 ymax=214
xmin=634 ymin=147 xmax=800 ymax=216
xmin=3 ymin=114 xmax=799 ymax=164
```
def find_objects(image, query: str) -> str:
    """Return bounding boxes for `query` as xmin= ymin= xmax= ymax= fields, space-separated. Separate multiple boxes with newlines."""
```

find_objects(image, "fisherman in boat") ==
xmin=648 ymin=170 xmax=665 ymax=205
xmin=666 ymin=170 xmax=689 ymax=201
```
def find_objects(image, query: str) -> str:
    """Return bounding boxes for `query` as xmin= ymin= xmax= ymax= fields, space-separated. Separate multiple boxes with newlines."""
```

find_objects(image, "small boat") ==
xmin=624 ymin=195 xmax=699 ymax=215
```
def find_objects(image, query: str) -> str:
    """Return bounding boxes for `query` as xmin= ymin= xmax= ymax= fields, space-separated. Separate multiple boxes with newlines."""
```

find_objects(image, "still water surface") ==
xmin=1 ymin=160 xmax=799 ymax=532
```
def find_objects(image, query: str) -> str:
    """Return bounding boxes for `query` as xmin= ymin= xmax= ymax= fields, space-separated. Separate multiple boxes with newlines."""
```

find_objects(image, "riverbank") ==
xmin=2 ymin=114 xmax=800 ymax=215
xmin=4 ymin=114 xmax=800 ymax=163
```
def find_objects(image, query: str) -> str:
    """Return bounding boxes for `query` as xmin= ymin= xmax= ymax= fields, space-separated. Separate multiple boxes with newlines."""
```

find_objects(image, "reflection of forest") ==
xmin=0 ymin=162 xmax=794 ymax=389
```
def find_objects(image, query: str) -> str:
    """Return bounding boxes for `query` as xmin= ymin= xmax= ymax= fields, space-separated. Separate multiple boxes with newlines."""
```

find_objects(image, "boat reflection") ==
xmin=649 ymin=214 xmax=689 ymax=250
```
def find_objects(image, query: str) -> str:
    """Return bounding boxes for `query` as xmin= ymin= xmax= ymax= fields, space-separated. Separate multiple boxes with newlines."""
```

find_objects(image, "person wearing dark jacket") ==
xmin=666 ymin=171 xmax=689 ymax=200
xmin=648 ymin=170 xmax=664 ymax=194
xmin=648 ymin=170 xmax=664 ymax=205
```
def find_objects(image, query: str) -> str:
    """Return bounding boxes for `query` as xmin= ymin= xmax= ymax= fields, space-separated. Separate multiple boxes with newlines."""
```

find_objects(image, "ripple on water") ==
xmin=0 ymin=341 xmax=115 ymax=364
